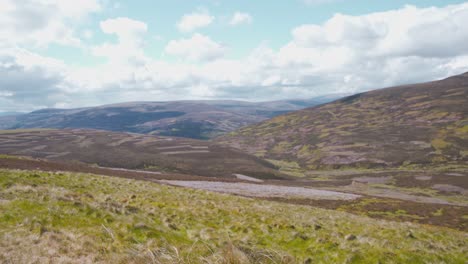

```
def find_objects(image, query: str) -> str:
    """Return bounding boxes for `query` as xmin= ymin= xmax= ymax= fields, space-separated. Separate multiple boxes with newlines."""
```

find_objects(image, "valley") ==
xmin=2 ymin=1 xmax=468 ymax=263
xmin=0 ymin=73 xmax=467 ymax=262
xmin=0 ymin=96 xmax=342 ymax=140
xmin=0 ymin=128 xmax=466 ymax=231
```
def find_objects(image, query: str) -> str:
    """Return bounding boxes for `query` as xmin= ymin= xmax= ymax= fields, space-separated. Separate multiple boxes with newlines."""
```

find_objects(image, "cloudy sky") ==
xmin=1 ymin=0 xmax=468 ymax=112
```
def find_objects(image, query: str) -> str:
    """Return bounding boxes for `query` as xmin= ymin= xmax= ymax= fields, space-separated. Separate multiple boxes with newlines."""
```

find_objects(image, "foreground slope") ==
xmin=219 ymin=72 xmax=468 ymax=169
xmin=1 ymin=169 xmax=466 ymax=263
xmin=1 ymin=154 xmax=467 ymax=230
xmin=0 ymin=96 xmax=342 ymax=139
xmin=0 ymin=129 xmax=282 ymax=179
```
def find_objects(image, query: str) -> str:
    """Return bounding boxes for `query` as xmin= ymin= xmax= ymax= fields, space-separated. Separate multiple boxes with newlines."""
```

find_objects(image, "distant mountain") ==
xmin=0 ymin=112 xmax=23 ymax=117
xmin=0 ymin=95 xmax=344 ymax=139
xmin=218 ymin=72 xmax=468 ymax=169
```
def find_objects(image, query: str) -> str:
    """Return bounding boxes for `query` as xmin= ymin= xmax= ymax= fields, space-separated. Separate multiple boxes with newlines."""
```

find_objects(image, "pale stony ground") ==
xmin=352 ymin=176 xmax=392 ymax=184
xmin=340 ymin=183 xmax=465 ymax=206
xmin=97 ymin=166 xmax=162 ymax=175
xmin=433 ymin=184 xmax=468 ymax=195
xmin=161 ymin=150 xmax=211 ymax=155
xmin=233 ymin=174 xmax=264 ymax=183
xmin=158 ymin=180 xmax=361 ymax=200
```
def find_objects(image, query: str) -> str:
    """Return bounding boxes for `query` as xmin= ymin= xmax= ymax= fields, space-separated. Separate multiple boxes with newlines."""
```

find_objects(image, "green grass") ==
xmin=368 ymin=183 xmax=468 ymax=206
xmin=0 ymin=169 xmax=467 ymax=263
xmin=266 ymin=159 xmax=305 ymax=177
xmin=0 ymin=154 xmax=24 ymax=160
xmin=367 ymin=210 xmax=424 ymax=220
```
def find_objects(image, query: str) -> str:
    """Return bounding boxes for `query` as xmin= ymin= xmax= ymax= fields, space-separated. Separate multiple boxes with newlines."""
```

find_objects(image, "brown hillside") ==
xmin=218 ymin=72 xmax=468 ymax=169
xmin=0 ymin=129 xmax=283 ymax=179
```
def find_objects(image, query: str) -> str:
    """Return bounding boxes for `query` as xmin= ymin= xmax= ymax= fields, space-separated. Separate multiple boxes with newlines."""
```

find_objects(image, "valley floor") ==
xmin=1 ymin=156 xmax=467 ymax=231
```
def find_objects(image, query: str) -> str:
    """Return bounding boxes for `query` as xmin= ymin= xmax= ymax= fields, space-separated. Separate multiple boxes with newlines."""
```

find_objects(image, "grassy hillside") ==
xmin=1 ymin=155 xmax=467 ymax=231
xmin=218 ymin=72 xmax=468 ymax=169
xmin=0 ymin=129 xmax=283 ymax=179
xmin=1 ymin=169 xmax=467 ymax=263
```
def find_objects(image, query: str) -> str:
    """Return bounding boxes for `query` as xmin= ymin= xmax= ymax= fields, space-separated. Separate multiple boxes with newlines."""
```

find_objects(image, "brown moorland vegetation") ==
xmin=0 ymin=129 xmax=284 ymax=179
xmin=218 ymin=72 xmax=468 ymax=169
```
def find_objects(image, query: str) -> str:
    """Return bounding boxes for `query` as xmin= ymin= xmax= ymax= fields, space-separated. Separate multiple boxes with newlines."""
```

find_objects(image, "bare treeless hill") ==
xmin=218 ymin=72 xmax=468 ymax=169
xmin=0 ymin=96 xmax=343 ymax=139
xmin=0 ymin=129 xmax=284 ymax=179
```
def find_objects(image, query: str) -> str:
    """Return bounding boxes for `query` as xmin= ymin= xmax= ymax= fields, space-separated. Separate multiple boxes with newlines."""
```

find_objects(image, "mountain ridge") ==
xmin=0 ymin=95 xmax=345 ymax=139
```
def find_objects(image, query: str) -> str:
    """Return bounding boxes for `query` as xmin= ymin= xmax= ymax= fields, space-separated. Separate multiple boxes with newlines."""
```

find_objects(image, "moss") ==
xmin=271 ymin=141 xmax=292 ymax=154
xmin=297 ymin=145 xmax=312 ymax=158
xmin=432 ymin=209 xmax=444 ymax=217
xmin=432 ymin=155 xmax=448 ymax=163
xmin=0 ymin=154 xmax=24 ymax=160
xmin=431 ymin=138 xmax=451 ymax=150
xmin=266 ymin=159 xmax=305 ymax=177
xmin=254 ymin=150 xmax=267 ymax=157
xmin=425 ymin=111 xmax=449 ymax=120
xmin=406 ymin=95 xmax=428 ymax=102
xmin=455 ymin=125 xmax=468 ymax=137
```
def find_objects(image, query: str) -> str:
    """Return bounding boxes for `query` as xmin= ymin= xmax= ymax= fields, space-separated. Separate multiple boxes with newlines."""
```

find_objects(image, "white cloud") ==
xmin=165 ymin=33 xmax=227 ymax=62
xmin=92 ymin=17 xmax=148 ymax=64
xmin=0 ymin=47 xmax=70 ymax=111
xmin=0 ymin=0 xmax=101 ymax=47
xmin=100 ymin=17 xmax=147 ymax=37
xmin=269 ymin=3 xmax=468 ymax=92
xmin=50 ymin=0 xmax=101 ymax=18
xmin=229 ymin=12 xmax=252 ymax=26
xmin=176 ymin=11 xmax=214 ymax=32
xmin=1 ymin=2 xmax=468 ymax=112
xmin=82 ymin=30 xmax=94 ymax=39
xmin=289 ymin=4 xmax=468 ymax=59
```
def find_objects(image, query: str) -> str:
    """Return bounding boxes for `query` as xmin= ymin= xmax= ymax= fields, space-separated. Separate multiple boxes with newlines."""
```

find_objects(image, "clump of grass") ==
xmin=266 ymin=159 xmax=305 ymax=177
xmin=0 ymin=154 xmax=24 ymax=160
xmin=0 ymin=169 xmax=467 ymax=263
xmin=431 ymin=138 xmax=451 ymax=150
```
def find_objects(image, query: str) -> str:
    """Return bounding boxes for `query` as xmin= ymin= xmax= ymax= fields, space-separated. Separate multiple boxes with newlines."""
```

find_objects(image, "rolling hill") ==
xmin=0 ymin=96 xmax=343 ymax=139
xmin=218 ymin=72 xmax=468 ymax=169
xmin=0 ymin=129 xmax=284 ymax=179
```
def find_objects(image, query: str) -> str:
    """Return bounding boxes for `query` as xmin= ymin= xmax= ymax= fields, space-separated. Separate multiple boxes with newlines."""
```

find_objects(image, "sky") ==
xmin=1 ymin=0 xmax=468 ymax=112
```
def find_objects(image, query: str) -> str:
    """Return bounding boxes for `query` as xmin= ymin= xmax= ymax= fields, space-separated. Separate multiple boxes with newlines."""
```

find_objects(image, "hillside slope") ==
xmin=218 ymin=72 xmax=468 ymax=169
xmin=0 ymin=129 xmax=283 ymax=179
xmin=0 ymin=96 xmax=342 ymax=139
xmin=1 ymin=169 xmax=466 ymax=263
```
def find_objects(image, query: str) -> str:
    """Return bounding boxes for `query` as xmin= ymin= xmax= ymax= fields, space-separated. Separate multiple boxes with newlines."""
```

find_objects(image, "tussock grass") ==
xmin=0 ymin=154 xmax=25 ymax=160
xmin=0 ymin=169 xmax=467 ymax=263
